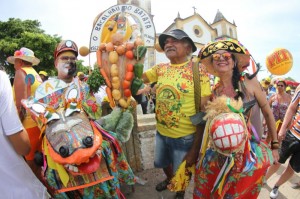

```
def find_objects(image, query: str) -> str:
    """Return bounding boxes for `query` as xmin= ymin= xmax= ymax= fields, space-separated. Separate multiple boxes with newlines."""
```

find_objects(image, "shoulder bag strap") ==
xmin=192 ymin=59 xmax=201 ymax=113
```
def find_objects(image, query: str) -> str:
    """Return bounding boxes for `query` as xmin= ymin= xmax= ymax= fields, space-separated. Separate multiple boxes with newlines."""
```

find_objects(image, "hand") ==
xmin=183 ymin=149 xmax=198 ymax=167
xmin=272 ymin=149 xmax=279 ymax=163
xmin=143 ymin=85 xmax=151 ymax=93
xmin=278 ymin=129 xmax=286 ymax=141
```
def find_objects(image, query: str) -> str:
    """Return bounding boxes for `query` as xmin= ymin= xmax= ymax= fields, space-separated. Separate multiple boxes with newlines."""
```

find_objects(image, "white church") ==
xmin=117 ymin=0 xmax=238 ymax=69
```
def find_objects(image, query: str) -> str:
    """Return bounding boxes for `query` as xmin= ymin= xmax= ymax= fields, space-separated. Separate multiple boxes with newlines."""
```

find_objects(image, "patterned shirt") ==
xmin=145 ymin=60 xmax=211 ymax=138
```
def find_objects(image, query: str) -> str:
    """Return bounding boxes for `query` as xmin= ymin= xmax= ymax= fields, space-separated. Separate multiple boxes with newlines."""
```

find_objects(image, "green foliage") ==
xmin=86 ymin=68 xmax=105 ymax=93
xmin=0 ymin=18 xmax=61 ymax=76
xmin=76 ymin=60 xmax=90 ymax=75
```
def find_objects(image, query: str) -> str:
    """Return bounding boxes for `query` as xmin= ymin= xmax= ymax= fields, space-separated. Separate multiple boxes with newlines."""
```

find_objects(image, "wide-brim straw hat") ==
xmin=159 ymin=29 xmax=197 ymax=53
xmin=7 ymin=47 xmax=40 ymax=66
xmin=198 ymin=38 xmax=250 ymax=76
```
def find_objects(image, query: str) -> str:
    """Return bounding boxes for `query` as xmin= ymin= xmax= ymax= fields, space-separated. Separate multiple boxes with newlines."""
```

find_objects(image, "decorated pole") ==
xmin=87 ymin=4 xmax=156 ymax=109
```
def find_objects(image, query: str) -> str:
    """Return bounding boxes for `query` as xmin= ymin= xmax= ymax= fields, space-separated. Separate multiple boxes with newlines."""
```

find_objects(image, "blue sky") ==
xmin=1 ymin=0 xmax=299 ymax=82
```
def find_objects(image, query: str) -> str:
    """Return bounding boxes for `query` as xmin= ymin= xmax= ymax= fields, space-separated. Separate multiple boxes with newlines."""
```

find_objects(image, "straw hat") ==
xmin=198 ymin=38 xmax=250 ymax=76
xmin=7 ymin=47 xmax=40 ymax=66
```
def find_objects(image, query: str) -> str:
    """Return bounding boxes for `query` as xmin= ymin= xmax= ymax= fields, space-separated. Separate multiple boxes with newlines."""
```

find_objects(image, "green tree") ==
xmin=76 ymin=60 xmax=91 ymax=75
xmin=0 ymin=18 xmax=61 ymax=76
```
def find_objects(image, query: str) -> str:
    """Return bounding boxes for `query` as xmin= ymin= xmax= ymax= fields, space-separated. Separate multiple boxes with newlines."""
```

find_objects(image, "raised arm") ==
xmin=278 ymin=85 xmax=300 ymax=140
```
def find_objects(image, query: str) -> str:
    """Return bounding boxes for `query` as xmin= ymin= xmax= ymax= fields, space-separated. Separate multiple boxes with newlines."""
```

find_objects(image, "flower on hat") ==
xmin=14 ymin=50 xmax=23 ymax=56
xmin=7 ymin=47 xmax=40 ymax=66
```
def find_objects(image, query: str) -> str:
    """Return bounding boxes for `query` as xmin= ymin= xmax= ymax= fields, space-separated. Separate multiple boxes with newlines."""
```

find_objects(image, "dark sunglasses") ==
xmin=277 ymin=84 xmax=285 ymax=87
xmin=212 ymin=52 xmax=232 ymax=61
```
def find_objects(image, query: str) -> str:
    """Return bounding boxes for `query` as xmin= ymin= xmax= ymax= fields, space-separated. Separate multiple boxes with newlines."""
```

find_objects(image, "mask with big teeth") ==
xmin=23 ymin=79 xmax=103 ymax=175
xmin=45 ymin=110 xmax=102 ymax=175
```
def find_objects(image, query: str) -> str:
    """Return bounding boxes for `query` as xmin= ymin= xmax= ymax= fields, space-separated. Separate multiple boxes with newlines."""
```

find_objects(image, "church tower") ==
xmin=210 ymin=10 xmax=237 ymax=39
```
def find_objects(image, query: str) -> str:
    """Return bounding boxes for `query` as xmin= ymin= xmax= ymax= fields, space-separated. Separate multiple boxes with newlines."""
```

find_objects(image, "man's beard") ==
xmin=68 ymin=62 xmax=77 ymax=76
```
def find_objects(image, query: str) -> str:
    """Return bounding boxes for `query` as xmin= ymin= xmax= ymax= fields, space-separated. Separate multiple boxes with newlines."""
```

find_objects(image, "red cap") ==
xmin=54 ymin=40 xmax=78 ymax=59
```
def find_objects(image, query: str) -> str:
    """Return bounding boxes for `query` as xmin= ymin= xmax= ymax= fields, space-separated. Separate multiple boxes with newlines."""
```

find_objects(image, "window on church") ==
xmin=229 ymin=28 xmax=233 ymax=37
xmin=193 ymin=25 xmax=203 ymax=38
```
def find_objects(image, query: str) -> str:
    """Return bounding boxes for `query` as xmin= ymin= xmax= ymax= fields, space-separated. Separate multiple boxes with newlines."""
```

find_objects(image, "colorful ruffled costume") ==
xmin=193 ymin=96 xmax=273 ymax=199
xmin=194 ymin=37 xmax=274 ymax=199
xmin=22 ymin=78 xmax=135 ymax=198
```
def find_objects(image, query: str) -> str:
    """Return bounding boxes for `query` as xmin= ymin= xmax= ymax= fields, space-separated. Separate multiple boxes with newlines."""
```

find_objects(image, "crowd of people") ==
xmin=1 ymin=27 xmax=300 ymax=199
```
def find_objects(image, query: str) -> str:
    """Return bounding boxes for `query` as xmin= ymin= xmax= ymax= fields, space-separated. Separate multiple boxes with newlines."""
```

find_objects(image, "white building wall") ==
xmin=182 ymin=20 xmax=212 ymax=45
xmin=227 ymin=25 xmax=237 ymax=38
xmin=212 ymin=24 xmax=222 ymax=37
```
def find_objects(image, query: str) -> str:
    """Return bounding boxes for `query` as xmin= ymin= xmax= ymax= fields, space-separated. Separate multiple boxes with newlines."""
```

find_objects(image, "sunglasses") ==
xmin=212 ymin=52 xmax=232 ymax=61
xmin=277 ymin=84 xmax=285 ymax=87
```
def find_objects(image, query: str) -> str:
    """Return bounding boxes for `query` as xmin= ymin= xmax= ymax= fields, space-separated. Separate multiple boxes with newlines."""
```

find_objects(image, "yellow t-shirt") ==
xmin=145 ymin=60 xmax=211 ymax=138
xmin=13 ymin=67 xmax=42 ymax=129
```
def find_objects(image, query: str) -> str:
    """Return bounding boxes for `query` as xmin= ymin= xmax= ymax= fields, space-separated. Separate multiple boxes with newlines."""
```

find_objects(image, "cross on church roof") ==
xmin=192 ymin=6 xmax=197 ymax=14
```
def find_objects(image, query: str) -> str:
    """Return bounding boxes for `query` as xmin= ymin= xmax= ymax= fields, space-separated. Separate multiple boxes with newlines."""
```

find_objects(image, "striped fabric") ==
xmin=290 ymin=90 xmax=300 ymax=139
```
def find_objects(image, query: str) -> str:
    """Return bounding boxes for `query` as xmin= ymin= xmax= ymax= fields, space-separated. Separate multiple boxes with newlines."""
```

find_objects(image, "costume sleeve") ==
xmin=144 ymin=65 xmax=159 ymax=83
xmin=0 ymin=71 xmax=23 ymax=136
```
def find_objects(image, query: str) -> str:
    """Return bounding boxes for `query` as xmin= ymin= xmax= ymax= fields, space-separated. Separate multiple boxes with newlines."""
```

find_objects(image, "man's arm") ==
xmin=13 ymin=70 xmax=27 ymax=118
xmin=185 ymin=96 xmax=210 ymax=167
xmin=141 ymin=73 xmax=150 ymax=84
xmin=1 ymin=71 xmax=31 ymax=156
xmin=8 ymin=129 xmax=31 ymax=156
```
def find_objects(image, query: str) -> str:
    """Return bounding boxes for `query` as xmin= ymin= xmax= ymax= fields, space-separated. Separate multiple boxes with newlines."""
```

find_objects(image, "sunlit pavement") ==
xmin=121 ymin=161 xmax=300 ymax=199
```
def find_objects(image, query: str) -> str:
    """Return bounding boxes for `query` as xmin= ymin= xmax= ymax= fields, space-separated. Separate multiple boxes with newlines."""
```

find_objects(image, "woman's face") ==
xmin=276 ymin=82 xmax=286 ymax=92
xmin=212 ymin=50 xmax=234 ymax=75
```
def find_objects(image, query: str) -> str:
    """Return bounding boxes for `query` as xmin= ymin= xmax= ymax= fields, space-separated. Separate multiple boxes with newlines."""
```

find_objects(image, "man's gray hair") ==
xmin=182 ymin=39 xmax=194 ymax=57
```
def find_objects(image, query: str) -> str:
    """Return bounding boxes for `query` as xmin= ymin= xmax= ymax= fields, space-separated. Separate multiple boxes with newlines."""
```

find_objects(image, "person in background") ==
xmin=264 ymin=80 xmax=292 ymax=189
xmin=133 ymin=83 xmax=151 ymax=114
xmin=77 ymin=71 xmax=86 ymax=81
xmin=260 ymin=79 xmax=269 ymax=96
xmin=286 ymin=86 xmax=292 ymax=96
xmin=269 ymin=85 xmax=300 ymax=198
xmin=267 ymin=80 xmax=292 ymax=141
xmin=150 ymin=81 xmax=157 ymax=107
xmin=7 ymin=47 xmax=43 ymax=180
xmin=0 ymin=70 xmax=49 ymax=199
xmin=39 ymin=70 xmax=49 ymax=82
xmin=194 ymin=38 xmax=279 ymax=198
xmin=142 ymin=29 xmax=211 ymax=199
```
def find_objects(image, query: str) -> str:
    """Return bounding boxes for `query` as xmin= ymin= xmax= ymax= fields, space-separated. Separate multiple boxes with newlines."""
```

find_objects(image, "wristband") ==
xmin=271 ymin=141 xmax=279 ymax=150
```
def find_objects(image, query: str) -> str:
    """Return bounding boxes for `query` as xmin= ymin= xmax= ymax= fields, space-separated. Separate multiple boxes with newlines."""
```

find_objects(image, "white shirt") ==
xmin=0 ymin=71 xmax=49 ymax=199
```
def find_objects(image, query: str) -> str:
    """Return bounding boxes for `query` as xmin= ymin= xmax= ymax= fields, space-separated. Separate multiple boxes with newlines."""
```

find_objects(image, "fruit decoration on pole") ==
xmin=87 ymin=4 xmax=155 ymax=109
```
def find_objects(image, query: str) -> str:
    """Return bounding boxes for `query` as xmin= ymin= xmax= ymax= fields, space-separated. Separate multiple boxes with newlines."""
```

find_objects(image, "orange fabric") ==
xmin=56 ymin=176 xmax=114 ymax=193
xmin=25 ymin=126 xmax=42 ymax=160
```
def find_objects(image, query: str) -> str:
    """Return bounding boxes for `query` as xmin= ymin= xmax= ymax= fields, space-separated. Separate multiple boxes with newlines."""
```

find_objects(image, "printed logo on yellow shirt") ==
xmin=156 ymin=85 xmax=184 ymax=128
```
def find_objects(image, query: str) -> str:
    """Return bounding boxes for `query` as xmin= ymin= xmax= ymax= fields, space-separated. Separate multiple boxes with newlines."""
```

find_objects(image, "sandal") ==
xmin=155 ymin=179 xmax=170 ymax=192
xmin=175 ymin=191 xmax=185 ymax=199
